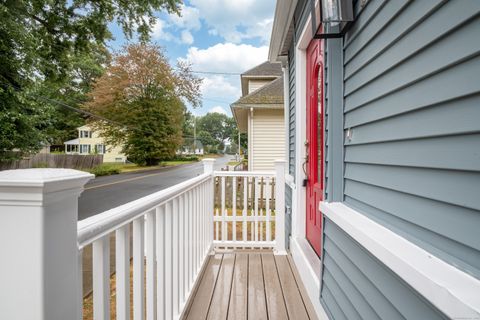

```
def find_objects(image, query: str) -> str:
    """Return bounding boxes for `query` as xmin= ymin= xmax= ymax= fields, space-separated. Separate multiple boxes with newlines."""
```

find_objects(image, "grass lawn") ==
xmin=118 ymin=160 xmax=195 ymax=173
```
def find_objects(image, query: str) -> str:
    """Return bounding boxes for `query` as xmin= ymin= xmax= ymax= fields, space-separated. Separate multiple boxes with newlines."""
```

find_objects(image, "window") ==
xmin=66 ymin=144 xmax=79 ymax=153
xmin=95 ymin=144 xmax=105 ymax=154
xmin=79 ymin=130 xmax=91 ymax=138
xmin=80 ymin=144 xmax=91 ymax=154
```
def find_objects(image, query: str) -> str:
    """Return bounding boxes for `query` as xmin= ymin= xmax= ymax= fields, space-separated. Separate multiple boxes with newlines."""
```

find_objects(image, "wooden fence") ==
xmin=0 ymin=153 xmax=103 ymax=170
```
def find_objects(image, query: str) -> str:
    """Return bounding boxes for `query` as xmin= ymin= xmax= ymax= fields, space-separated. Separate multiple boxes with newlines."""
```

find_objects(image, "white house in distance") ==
xmin=64 ymin=125 xmax=126 ymax=163
xmin=231 ymin=61 xmax=285 ymax=171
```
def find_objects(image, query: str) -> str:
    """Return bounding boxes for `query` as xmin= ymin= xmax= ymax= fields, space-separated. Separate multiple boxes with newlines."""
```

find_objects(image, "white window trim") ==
xmin=321 ymin=201 xmax=480 ymax=319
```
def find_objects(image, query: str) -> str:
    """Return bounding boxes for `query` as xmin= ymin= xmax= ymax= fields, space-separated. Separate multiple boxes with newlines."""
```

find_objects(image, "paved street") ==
xmin=78 ymin=155 xmax=232 ymax=220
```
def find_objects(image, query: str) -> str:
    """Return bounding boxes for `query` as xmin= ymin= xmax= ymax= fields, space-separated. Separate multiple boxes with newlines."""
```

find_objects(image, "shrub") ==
xmin=90 ymin=164 xmax=121 ymax=176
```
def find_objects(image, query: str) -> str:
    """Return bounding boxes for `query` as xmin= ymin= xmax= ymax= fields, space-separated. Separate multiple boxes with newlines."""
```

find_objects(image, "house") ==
xmin=178 ymin=139 xmax=204 ymax=156
xmin=2 ymin=1 xmax=480 ymax=319
xmin=64 ymin=125 xmax=126 ymax=163
xmin=269 ymin=0 xmax=480 ymax=319
xmin=231 ymin=61 xmax=286 ymax=171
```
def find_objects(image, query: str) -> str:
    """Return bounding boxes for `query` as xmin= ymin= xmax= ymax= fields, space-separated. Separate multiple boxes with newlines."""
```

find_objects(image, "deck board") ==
xmin=207 ymin=253 xmax=235 ymax=320
xmin=184 ymin=251 xmax=317 ymax=320
xmin=247 ymin=253 xmax=268 ymax=320
xmin=262 ymin=253 xmax=289 ymax=320
xmin=185 ymin=254 xmax=223 ymax=320
xmin=227 ymin=253 xmax=248 ymax=320
xmin=275 ymin=255 xmax=310 ymax=320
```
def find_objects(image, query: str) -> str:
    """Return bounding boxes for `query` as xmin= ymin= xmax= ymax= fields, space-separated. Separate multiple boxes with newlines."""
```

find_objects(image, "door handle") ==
xmin=302 ymin=140 xmax=309 ymax=186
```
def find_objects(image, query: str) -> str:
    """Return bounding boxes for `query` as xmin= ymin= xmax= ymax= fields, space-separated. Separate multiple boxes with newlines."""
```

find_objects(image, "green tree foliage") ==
xmin=185 ymin=112 xmax=241 ymax=154
xmin=0 ymin=0 xmax=181 ymax=160
xmin=85 ymin=44 xmax=201 ymax=166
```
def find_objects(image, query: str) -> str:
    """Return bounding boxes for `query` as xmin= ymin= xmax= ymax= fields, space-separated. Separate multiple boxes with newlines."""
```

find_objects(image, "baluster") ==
xmin=251 ymin=209 xmax=255 ymax=242
xmin=179 ymin=195 xmax=185 ymax=307
xmin=243 ymin=177 xmax=247 ymax=242
xmin=146 ymin=210 xmax=156 ymax=320
xmin=254 ymin=177 xmax=259 ymax=242
xmin=221 ymin=176 xmax=226 ymax=242
xmin=266 ymin=177 xmax=271 ymax=242
xmin=183 ymin=192 xmax=189 ymax=301
xmin=133 ymin=217 xmax=145 ymax=320
xmin=260 ymin=209 xmax=264 ymax=241
xmin=172 ymin=198 xmax=179 ymax=317
xmin=116 ymin=224 xmax=130 ymax=320
xmin=215 ymin=208 xmax=219 ymax=241
xmin=156 ymin=205 xmax=165 ymax=320
xmin=165 ymin=201 xmax=173 ymax=319
xmin=93 ymin=235 xmax=110 ymax=320
xmin=232 ymin=176 xmax=237 ymax=242
xmin=187 ymin=191 xmax=192 ymax=293
xmin=78 ymin=249 xmax=83 ymax=320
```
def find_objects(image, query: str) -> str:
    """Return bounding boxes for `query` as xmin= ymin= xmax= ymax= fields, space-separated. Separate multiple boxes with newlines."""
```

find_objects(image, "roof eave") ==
xmin=268 ymin=0 xmax=298 ymax=63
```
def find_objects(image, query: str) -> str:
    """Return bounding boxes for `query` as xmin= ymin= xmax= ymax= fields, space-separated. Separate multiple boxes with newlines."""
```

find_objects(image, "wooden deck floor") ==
xmin=183 ymin=251 xmax=317 ymax=320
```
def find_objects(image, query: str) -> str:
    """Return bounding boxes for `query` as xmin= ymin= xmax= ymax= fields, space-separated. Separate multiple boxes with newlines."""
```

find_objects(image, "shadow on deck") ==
xmin=183 ymin=250 xmax=317 ymax=320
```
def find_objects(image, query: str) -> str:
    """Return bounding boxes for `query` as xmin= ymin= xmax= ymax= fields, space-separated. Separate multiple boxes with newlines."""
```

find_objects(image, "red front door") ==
xmin=306 ymin=39 xmax=324 ymax=257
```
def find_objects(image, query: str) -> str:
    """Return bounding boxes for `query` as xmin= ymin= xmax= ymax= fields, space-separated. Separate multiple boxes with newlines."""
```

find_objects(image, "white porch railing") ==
xmin=0 ymin=159 xmax=285 ymax=320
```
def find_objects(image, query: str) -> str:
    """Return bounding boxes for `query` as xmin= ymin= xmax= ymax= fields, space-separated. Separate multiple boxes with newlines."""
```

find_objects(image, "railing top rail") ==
xmin=213 ymin=170 xmax=275 ymax=177
xmin=77 ymin=172 xmax=211 ymax=249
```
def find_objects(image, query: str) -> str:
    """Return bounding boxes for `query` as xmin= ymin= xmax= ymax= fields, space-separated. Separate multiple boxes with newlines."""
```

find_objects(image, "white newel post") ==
xmin=202 ymin=158 xmax=215 ymax=250
xmin=0 ymin=169 xmax=93 ymax=320
xmin=274 ymin=160 xmax=287 ymax=255
xmin=202 ymin=158 xmax=215 ymax=174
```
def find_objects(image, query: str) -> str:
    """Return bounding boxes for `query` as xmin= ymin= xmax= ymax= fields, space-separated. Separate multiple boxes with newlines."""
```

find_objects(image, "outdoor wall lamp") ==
xmin=310 ymin=0 xmax=354 ymax=39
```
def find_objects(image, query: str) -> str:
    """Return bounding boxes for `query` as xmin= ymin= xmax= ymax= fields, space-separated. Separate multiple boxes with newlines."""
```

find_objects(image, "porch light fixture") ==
xmin=310 ymin=0 xmax=354 ymax=39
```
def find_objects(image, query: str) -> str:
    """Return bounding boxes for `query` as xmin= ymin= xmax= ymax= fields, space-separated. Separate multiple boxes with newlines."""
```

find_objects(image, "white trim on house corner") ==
xmin=320 ymin=201 xmax=480 ymax=319
xmin=290 ymin=237 xmax=330 ymax=319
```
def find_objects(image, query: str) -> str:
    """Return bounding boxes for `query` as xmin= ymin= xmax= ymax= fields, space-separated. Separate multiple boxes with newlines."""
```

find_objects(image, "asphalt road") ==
xmin=78 ymin=155 xmax=232 ymax=221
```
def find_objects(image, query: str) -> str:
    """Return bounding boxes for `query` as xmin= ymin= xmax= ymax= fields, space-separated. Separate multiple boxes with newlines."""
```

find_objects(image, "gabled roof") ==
xmin=234 ymin=76 xmax=284 ymax=105
xmin=231 ymin=76 xmax=284 ymax=133
xmin=241 ymin=61 xmax=283 ymax=77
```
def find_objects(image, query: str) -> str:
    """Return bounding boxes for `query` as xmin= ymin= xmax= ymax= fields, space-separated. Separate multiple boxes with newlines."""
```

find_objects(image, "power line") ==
xmin=190 ymin=70 xmax=241 ymax=76
xmin=0 ymin=79 xmax=225 ymax=141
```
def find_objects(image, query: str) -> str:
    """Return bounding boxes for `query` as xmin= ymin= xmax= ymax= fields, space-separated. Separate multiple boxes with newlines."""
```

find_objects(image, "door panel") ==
xmin=306 ymin=39 xmax=324 ymax=257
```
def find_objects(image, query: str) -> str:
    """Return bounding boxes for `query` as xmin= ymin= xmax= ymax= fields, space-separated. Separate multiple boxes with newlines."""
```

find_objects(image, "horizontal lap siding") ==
xmin=251 ymin=109 xmax=285 ymax=171
xmin=321 ymin=0 xmax=480 ymax=318
xmin=343 ymin=0 xmax=480 ymax=279
xmin=288 ymin=43 xmax=296 ymax=178
xmin=321 ymin=219 xmax=448 ymax=320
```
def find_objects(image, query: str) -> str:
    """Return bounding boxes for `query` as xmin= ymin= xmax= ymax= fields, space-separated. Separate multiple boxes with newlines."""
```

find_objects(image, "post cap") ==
xmin=0 ymin=168 xmax=93 ymax=193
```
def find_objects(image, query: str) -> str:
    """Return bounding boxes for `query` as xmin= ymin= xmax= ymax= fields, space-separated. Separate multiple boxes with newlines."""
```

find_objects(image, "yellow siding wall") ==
xmin=251 ymin=109 xmax=285 ymax=171
xmin=77 ymin=126 xmax=126 ymax=163
xmin=248 ymin=80 xmax=272 ymax=94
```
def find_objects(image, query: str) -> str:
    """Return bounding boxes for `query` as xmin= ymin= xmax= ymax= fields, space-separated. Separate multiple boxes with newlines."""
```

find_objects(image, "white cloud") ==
xmin=150 ymin=19 xmax=174 ymax=41
xmin=209 ymin=106 xmax=228 ymax=115
xmin=181 ymin=30 xmax=194 ymax=45
xmin=182 ymin=43 xmax=269 ymax=73
xmin=179 ymin=43 xmax=269 ymax=102
xmin=189 ymin=0 xmax=275 ymax=44
xmin=169 ymin=4 xmax=201 ymax=31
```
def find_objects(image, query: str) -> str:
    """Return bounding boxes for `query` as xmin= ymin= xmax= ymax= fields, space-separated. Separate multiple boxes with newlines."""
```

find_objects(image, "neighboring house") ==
xmin=270 ymin=0 xmax=480 ymax=319
xmin=178 ymin=140 xmax=204 ymax=156
xmin=231 ymin=61 xmax=285 ymax=171
xmin=64 ymin=125 xmax=126 ymax=163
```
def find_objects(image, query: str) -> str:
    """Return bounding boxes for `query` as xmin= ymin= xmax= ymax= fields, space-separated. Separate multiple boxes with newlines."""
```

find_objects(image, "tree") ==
xmin=196 ymin=112 xmax=236 ymax=144
xmin=84 ymin=44 xmax=201 ymax=165
xmin=0 ymin=0 xmax=181 ymax=160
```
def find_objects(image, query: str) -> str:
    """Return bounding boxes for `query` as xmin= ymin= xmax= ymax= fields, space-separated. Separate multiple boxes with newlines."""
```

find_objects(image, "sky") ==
xmin=107 ymin=0 xmax=277 ymax=117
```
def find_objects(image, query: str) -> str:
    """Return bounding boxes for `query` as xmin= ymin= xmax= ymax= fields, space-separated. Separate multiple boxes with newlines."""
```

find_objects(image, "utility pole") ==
xmin=238 ymin=132 xmax=241 ymax=158
xmin=193 ymin=116 xmax=196 ymax=154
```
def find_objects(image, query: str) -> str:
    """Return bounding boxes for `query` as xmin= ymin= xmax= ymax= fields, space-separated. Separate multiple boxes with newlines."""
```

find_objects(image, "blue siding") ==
xmin=285 ymin=184 xmax=292 ymax=249
xmin=342 ymin=0 xmax=480 ymax=281
xmin=288 ymin=43 xmax=296 ymax=178
xmin=320 ymin=219 xmax=448 ymax=320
